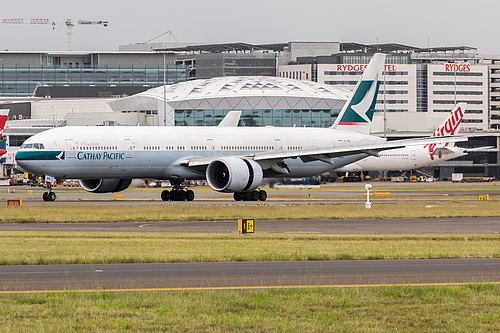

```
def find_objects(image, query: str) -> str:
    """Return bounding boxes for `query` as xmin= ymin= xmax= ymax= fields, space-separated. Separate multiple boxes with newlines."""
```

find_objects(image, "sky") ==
xmin=1 ymin=0 xmax=499 ymax=54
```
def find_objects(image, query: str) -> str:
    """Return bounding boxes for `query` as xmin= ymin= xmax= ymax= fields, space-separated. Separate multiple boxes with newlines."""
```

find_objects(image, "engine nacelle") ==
xmin=79 ymin=179 xmax=132 ymax=193
xmin=206 ymin=157 xmax=263 ymax=193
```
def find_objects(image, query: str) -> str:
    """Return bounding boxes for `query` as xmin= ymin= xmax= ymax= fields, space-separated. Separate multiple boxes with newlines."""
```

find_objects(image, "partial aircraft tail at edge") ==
xmin=0 ymin=109 xmax=9 ymax=138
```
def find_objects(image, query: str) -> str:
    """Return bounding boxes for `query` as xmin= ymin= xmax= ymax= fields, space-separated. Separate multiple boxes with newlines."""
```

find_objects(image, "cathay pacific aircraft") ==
xmin=336 ymin=103 xmax=468 ymax=173
xmin=15 ymin=54 xmax=465 ymax=202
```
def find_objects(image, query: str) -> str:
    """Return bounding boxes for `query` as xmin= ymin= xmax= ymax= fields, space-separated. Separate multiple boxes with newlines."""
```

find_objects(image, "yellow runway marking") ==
xmin=138 ymin=224 xmax=154 ymax=228
xmin=1 ymin=281 xmax=498 ymax=294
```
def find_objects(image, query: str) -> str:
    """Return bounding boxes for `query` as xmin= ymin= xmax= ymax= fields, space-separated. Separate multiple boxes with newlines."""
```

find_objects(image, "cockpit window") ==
xmin=21 ymin=143 xmax=45 ymax=149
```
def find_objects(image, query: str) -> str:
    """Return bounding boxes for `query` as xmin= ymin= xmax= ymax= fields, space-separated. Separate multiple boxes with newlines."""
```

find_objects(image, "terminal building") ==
xmin=108 ymin=76 xmax=349 ymax=128
xmin=1 ymin=42 xmax=499 ymax=179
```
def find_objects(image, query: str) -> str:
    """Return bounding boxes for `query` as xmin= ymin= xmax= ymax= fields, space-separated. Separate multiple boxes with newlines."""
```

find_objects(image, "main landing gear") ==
xmin=161 ymin=180 xmax=194 ymax=202
xmin=42 ymin=182 xmax=57 ymax=202
xmin=233 ymin=189 xmax=267 ymax=201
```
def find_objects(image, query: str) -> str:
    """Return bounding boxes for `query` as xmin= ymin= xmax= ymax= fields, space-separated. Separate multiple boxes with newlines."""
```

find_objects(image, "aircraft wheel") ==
xmin=258 ymin=190 xmax=267 ymax=201
xmin=243 ymin=191 xmax=253 ymax=201
xmin=178 ymin=190 xmax=187 ymax=201
xmin=233 ymin=192 xmax=243 ymax=201
xmin=161 ymin=190 xmax=170 ymax=201
xmin=186 ymin=190 xmax=195 ymax=201
xmin=251 ymin=190 xmax=259 ymax=201
xmin=48 ymin=192 xmax=56 ymax=202
xmin=42 ymin=192 xmax=49 ymax=202
xmin=170 ymin=190 xmax=179 ymax=201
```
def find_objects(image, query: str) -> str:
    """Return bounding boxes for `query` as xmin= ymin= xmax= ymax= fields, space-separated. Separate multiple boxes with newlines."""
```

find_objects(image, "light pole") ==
xmin=163 ymin=51 xmax=167 ymax=126
xmin=365 ymin=184 xmax=372 ymax=209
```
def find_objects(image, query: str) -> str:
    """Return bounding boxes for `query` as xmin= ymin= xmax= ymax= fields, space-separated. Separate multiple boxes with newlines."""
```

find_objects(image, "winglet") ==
xmin=331 ymin=53 xmax=386 ymax=134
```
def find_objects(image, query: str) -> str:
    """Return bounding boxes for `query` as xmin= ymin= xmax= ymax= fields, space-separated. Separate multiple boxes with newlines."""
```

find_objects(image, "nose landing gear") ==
xmin=42 ymin=181 xmax=57 ymax=202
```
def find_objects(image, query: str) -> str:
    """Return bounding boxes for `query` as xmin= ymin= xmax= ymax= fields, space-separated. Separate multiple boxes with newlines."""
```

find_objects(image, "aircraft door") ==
xmin=274 ymin=139 xmax=283 ymax=151
xmin=207 ymin=139 xmax=215 ymax=156
xmin=65 ymin=139 xmax=76 ymax=158
xmin=124 ymin=139 xmax=134 ymax=158
xmin=410 ymin=150 xmax=416 ymax=160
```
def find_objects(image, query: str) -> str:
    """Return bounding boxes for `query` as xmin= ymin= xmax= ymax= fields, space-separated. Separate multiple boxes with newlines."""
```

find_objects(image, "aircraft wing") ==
xmin=182 ymin=135 xmax=468 ymax=168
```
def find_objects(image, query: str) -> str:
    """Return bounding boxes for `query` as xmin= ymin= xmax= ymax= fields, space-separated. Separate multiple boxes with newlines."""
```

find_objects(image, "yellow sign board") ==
xmin=238 ymin=219 xmax=255 ymax=234
xmin=478 ymin=195 xmax=489 ymax=201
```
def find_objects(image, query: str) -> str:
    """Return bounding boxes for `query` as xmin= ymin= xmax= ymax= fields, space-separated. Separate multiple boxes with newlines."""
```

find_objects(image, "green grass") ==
xmin=0 ymin=285 xmax=498 ymax=332
xmin=0 ymin=232 xmax=498 ymax=265
xmin=1 ymin=202 xmax=500 ymax=223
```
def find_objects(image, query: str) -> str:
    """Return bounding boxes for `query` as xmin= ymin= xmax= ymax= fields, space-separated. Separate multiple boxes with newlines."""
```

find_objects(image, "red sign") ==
xmin=7 ymin=200 xmax=22 ymax=206
xmin=336 ymin=64 xmax=396 ymax=72
xmin=445 ymin=64 xmax=470 ymax=72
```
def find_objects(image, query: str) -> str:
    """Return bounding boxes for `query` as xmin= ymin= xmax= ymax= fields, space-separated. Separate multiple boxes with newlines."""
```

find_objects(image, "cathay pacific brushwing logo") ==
xmin=56 ymin=151 xmax=65 ymax=160
xmin=350 ymin=80 xmax=378 ymax=123
xmin=338 ymin=80 xmax=380 ymax=124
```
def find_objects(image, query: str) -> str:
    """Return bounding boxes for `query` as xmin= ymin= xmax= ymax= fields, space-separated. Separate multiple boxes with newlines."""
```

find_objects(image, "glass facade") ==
xmin=0 ymin=65 xmax=189 ymax=97
xmin=196 ymin=53 xmax=276 ymax=79
xmin=174 ymin=109 xmax=340 ymax=128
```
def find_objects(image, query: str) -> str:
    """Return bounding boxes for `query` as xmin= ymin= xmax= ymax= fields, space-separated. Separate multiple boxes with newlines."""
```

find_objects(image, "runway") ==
xmin=0 ymin=259 xmax=498 ymax=293
xmin=2 ymin=217 xmax=499 ymax=234
xmin=1 ymin=183 xmax=498 ymax=294
xmin=1 ymin=181 xmax=498 ymax=205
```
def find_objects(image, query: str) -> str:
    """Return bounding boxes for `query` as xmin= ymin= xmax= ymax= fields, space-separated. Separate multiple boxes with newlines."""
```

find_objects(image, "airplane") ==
xmin=0 ymin=109 xmax=9 ymax=157
xmin=335 ymin=103 xmax=468 ymax=173
xmin=15 ymin=54 xmax=466 ymax=202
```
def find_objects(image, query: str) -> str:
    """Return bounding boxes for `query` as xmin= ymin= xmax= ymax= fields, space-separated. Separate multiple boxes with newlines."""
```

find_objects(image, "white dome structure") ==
xmin=108 ymin=76 xmax=351 ymax=127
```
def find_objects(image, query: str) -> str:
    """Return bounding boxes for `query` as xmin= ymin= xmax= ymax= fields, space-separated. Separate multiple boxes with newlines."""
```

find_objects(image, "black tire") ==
xmin=186 ymin=190 xmax=194 ymax=201
xmin=233 ymin=192 xmax=243 ymax=201
xmin=258 ymin=190 xmax=267 ymax=201
xmin=251 ymin=190 xmax=259 ymax=201
xmin=241 ymin=192 xmax=252 ymax=201
xmin=161 ymin=190 xmax=170 ymax=201
xmin=48 ymin=192 xmax=56 ymax=202
xmin=170 ymin=190 xmax=179 ymax=201
xmin=178 ymin=190 xmax=187 ymax=201
xmin=42 ymin=192 xmax=49 ymax=202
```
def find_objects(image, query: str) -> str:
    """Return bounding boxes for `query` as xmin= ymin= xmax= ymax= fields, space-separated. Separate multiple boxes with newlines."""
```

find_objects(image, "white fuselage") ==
xmin=336 ymin=144 xmax=466 ymax=172
xmin=16 ymin=126 xmax=379 ymax=180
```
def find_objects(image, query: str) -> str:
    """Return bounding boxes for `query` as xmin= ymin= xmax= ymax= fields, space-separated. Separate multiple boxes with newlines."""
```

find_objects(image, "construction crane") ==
xmin=1 ymin=18 xmax=108 ymax=51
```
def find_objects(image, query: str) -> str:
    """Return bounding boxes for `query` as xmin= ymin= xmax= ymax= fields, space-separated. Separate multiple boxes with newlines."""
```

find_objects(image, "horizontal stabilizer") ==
xmin=218 ymin=111 xmax=241 ymax=127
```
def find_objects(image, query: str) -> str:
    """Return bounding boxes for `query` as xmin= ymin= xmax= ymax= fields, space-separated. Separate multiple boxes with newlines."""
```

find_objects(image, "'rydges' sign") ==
xmin=336 ymin=64 xmax=397 ymax=72
xmin=445 ymin=63 xmax=471 ymax=72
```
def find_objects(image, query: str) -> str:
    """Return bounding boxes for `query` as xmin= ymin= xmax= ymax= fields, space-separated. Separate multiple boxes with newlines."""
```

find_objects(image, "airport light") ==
xmin=365 ymin=184 xmax=372 ymax=209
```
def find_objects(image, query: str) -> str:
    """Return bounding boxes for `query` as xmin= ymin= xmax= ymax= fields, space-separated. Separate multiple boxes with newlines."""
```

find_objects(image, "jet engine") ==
xmin=79 ymin=179 xmax=132 ymax=193
xmin=206 ymin=157 xmax=263 ymax=193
